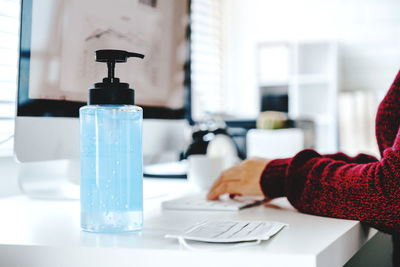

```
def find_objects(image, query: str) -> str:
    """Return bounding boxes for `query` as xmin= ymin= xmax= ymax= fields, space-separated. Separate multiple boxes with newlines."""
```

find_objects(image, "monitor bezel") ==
xmin=17 ymin=0 xmax=192 ymax=121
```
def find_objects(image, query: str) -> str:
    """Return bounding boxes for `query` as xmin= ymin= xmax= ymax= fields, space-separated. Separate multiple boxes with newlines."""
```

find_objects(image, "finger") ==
xmin=210 ymin=177 xmax=241 ymax=192
xmin=208 ymin=177 xmax=241 ymax=201
xmin=207 ymin=180 xmax=240 ymax=200
xmin=229 ymin=193 xmax=243 ymax=199
xmin=209 ymin=167 xmax=242 ymax=190
xmin=207 ymin=166 xmax=243 ymax=200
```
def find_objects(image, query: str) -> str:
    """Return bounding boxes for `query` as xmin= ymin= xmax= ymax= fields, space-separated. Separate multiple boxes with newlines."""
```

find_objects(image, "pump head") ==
xmin=88 ymin=49 xmax=145 ymax=105
xmin=95 ymin=50 xmax=145 ymax=63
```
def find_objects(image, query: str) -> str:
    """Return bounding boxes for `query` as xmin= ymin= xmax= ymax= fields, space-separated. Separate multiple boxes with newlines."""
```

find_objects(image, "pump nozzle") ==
xmin=88 ymin=49 xmax=145 ymax=105
xmin=94 ymin=49 xmax=144 ymax=84
xmin=96 ymin=50 xmax=144 ymax=63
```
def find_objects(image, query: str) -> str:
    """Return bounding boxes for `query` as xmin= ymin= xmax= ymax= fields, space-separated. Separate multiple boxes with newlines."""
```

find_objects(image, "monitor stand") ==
xmin=18 ymin=159 xmax=80 ymax=200
xmin=143 ymin=160 xmax=187 ymax=178
xmin=18 ymin=157 xmax=187 ymax=200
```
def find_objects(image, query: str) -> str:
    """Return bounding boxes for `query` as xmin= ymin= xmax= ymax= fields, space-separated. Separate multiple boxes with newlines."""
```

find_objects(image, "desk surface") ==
xmin=0 ymin=178 xmax=376 ymax=267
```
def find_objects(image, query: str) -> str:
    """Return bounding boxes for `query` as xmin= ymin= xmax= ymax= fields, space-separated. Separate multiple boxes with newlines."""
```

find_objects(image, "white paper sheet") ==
xmin=165 ymin=220 xmax=287 ymax=243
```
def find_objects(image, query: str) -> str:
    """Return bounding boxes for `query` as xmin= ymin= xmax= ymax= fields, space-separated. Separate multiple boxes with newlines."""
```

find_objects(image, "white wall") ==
xmin=142 ymin=119 xmax=188 ymax=164
xmin=223 ymin=0 xmax=400 ymax=118
xmin=0 ymin=157 xmax=21 ymax=198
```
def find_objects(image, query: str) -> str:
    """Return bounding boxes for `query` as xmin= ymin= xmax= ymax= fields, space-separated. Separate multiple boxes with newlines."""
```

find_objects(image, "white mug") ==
xmin=187 ymin=155 xmax=225 ymax=191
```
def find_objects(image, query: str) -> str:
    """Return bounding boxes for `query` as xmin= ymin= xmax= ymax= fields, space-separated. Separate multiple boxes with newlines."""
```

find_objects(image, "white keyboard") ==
xmin=162 ymin=194 xmax=266 ymax=211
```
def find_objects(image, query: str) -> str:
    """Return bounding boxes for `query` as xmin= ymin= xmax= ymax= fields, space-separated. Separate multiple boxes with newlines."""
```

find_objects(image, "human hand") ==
xmin=207 ymin=157 xmax=271 ymax=200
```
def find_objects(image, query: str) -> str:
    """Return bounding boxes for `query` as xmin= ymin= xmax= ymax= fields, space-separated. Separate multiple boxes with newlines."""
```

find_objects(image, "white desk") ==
xmin=0 ymin=177 xmax=377 ymax=267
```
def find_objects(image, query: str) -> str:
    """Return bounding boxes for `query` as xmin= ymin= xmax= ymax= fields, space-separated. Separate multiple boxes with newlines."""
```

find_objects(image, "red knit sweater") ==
xmin=260 ymin=70 xmax=400 ymax=234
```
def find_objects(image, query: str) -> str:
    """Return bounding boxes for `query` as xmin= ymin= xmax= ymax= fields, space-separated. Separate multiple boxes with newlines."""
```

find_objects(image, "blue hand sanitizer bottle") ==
xmin=80 ymin=50 xmax=144 ymax=233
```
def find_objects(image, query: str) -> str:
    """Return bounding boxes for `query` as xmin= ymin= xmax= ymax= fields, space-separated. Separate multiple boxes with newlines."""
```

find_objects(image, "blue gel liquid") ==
xmin=80 ymin=105 xmax=143 ymax=233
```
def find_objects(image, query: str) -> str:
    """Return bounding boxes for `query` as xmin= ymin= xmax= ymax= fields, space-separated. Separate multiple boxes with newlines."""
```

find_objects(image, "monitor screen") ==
xmin=18 ymin=0 xmax=190 ymax=119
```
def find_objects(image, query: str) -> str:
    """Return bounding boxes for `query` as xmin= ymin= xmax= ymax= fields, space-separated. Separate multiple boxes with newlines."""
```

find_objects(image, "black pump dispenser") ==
xmin=88 ymin=49 xmax=144 ymax=105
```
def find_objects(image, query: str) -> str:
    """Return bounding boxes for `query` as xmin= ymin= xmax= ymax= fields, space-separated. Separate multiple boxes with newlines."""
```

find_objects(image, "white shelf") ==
xmin=297 ymin=42 xmax=335 ymax=75
xmin=292 ymin=113 xmax=334 ymax=125
xmin=257 ymin=41 xmax=338 ymax=152
xmin=259 ymin=79 xmax=290 ymax=87
xmin=296 ymin=74 xmax=333 ymax=85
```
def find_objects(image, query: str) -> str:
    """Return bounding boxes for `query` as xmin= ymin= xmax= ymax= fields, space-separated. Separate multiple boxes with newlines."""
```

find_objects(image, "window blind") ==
xmin=190 ymin=0 xmax=226 ymax=120
xmin=0 ymin=0 xmax=20 ymax=155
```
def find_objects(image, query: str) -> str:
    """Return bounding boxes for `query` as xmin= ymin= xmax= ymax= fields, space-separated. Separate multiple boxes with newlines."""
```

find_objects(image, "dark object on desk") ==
xmin=183 ymin=130 xmax=211 ymax=157
xmin=181 ymin=115 xmax=244 ymax=160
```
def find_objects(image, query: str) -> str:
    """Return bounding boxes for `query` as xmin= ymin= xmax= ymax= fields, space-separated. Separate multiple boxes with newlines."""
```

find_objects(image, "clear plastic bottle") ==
xmin=80 ymin=50 xmax=144 ymax=233
xmin=80 ymin=105 xmax=143 ymax=232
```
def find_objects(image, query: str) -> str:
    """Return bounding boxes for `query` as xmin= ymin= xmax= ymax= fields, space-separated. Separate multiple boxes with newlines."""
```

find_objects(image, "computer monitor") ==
xmin=15 ymin=0 xmax=190 ymax=164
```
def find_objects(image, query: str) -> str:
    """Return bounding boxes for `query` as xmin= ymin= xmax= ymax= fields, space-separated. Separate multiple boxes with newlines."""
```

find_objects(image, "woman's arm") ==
xmin=208 ymin=70 xmax=400 ymax=233
xmin=261 ymin=133 xmax=400 ymax=234
xmin=261 ymin=69 xmax=400 ymax=218
xmin=260 ymin=152 xmax=379 ymax=199
xmin=376 ymin=70 xmax=400 ymax=156
xmin=320 ymin=152 xmax=378 ymax=163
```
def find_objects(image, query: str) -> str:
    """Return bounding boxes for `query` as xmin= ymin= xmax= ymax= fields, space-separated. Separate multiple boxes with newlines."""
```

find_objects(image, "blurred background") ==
xmin=1 ymin=0 xmax=400 ymax=158
xmin=0 ymin=1 xmax=399 ymax=265
xmin=190 ymin=0 xmax=400 ymax=158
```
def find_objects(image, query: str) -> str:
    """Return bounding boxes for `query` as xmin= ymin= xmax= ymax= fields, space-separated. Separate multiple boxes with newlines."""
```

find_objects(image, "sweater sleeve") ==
xmin=320 ymin=152 xmax=378 ymax=163
xmin=376 ymin=70 xmax=400 ymax=156
xmin=262 ymin=133 xmax=400 ymax=233
xmin=260 ymin=152 xmax=378 ymax=199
